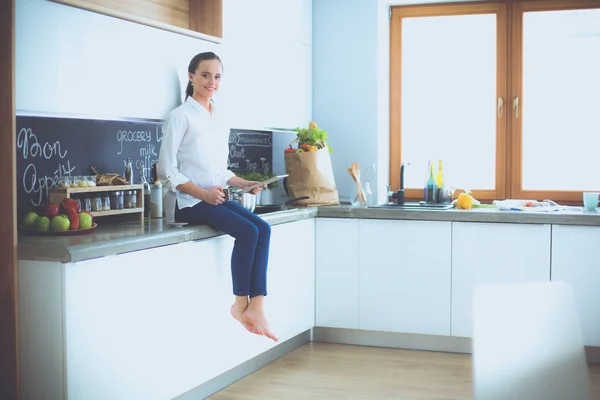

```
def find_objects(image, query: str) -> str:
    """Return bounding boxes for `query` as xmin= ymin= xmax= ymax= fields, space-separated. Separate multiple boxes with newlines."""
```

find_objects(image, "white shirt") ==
xmin=158 ymin=97 xmax=235 ymax=220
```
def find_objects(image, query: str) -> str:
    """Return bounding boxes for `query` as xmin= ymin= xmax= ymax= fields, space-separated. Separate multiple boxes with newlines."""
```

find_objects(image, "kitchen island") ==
xmin=18 ymin=205 xmax=600 ymax=400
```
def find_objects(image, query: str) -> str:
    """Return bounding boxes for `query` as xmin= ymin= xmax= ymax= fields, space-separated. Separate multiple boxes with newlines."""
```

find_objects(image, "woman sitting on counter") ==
xmin=158 ymin=52 xmax=278 ymax=342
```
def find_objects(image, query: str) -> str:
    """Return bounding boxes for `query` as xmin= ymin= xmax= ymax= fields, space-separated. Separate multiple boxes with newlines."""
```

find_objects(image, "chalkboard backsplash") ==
xmin=16 ymin=113 xmax=164 ymax=220
xmin=228 ymin=128 xmax=273 ymax=176
xmin=16 ymin=113 xmax=276 ymax=220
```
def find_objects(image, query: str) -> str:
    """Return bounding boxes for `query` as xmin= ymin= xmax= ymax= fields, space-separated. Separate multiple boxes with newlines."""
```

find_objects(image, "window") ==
xmin=390 ymin=0 xmax=600 ymax=203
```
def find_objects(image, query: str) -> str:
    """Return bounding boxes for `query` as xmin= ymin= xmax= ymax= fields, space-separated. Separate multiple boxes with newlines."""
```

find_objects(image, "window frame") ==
xmin=390 ymin=0 xmax=600 ymax=204
xmin=510 ymin=0 xmax=600 ymax=203
xmin=390 ymin=2 xmax=508 ymax=202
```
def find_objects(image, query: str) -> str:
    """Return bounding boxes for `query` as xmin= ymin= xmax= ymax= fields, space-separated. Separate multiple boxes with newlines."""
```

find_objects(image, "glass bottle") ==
xmin=436 ymin=160 xmax=451 ymax=203
xmin=435 ymin=160 xmax=444 ymax=189
xmin=363 ymin=182 xmax=374 ymax=206
xmin=424 ymin=160 xmax=437 ymax=204
xmin=125 ymin=158 xmax=133 ymax=184
xmin=140 ymin=165 xmax=151 ymax=219
xmin=150 ymin=162 xmax=163 ymax=219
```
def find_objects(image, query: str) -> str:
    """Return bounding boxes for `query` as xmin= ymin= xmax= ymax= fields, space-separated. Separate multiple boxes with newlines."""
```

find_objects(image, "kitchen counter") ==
xmin=18 ymin=208 xmax=318 ymax=263
xmin=18 ymin=204 xmax=600 ymax=263
xmin=320 ymin=204 xmax=600 ymax=225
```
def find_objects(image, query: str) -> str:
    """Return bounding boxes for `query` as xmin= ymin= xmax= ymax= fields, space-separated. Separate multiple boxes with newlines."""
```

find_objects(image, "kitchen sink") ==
xmin=369 ymin=202 xmax=454 ymax=210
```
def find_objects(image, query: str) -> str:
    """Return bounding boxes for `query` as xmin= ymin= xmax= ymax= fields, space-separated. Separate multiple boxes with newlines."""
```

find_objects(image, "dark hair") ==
xmin=185 ymin=52 xmax=223 ymax=100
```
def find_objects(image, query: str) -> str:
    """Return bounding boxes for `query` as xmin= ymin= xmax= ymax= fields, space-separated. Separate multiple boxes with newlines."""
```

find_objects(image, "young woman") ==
xmin=158 ymin=52 xmax=277 ymax=342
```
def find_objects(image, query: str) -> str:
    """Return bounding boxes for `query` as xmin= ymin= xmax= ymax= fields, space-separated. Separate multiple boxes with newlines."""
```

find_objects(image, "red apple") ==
xmin=42 ymin=202 xmax=60 ymax=219
xmin=66 ymin=208 xmax=79 ymax=230
xmin=60 ymin=198 xmax=80 ymax=214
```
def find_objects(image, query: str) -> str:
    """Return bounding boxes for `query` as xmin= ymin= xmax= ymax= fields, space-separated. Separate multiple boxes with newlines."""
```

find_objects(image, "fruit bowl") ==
xmin=20 ymin=223 xmax=98 ymax=236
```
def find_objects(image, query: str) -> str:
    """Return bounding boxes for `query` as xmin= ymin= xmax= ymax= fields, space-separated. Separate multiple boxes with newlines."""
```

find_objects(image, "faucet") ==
xmin=387 ymin=161 xmax=410 ymax=205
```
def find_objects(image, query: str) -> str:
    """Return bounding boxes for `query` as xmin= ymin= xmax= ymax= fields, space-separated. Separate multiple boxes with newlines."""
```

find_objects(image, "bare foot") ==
xmin=230 ymin=303 xmax=257 ymax=334
xmin=243 ymin=307 xmax=278 ymax=342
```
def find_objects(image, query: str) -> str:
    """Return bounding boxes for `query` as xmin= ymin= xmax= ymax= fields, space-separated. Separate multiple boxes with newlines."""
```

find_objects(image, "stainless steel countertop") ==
xmin=319 ymin=204 xmax=600 ymax=225
xmin=18 ymin=205 xmax=600 ymax=263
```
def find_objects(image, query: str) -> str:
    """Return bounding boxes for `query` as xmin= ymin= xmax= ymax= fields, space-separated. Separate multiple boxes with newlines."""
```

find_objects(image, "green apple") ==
xmin=22 ymin=212 xmax=39 ymax=229
xmin=78 ymin=212 xmax=93 ymax=230
xmin=36 ymin=216 xmax=51 ymax=232
xmin=51 ymin=215 xmax=70 ymax=232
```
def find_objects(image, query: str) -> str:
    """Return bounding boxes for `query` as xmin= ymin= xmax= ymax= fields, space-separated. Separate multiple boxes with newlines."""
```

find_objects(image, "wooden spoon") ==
xmin=351 ymin=163 xmax=366 ymax=203
xmin=348 ymin=167 xmax=362 ymax=203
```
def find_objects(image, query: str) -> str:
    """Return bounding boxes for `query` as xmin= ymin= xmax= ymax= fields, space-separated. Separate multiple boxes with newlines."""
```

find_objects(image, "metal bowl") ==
xmin=236 ymin=192 xmax=256 ymax=212
xmin=224 ymin=188 xmax=256 ymax=212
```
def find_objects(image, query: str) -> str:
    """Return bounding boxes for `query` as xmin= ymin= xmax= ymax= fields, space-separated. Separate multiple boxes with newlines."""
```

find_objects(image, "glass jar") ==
xmin=87 ymin=175 xmax=97 ymax=187
xmin=110 ymin=191 xmax=124 ymax=210
xmin=70 ymin=176 xmax=79 ymax=188
xmin=57 ymin=176 xmax=70 ymax=188
xmin=80 ymin=194 xmax=92 ymax=212
xmin=91 ymin=194 xmax=102 ymax=212
xmin=78 ymin=176 xmax=89 ymax=188
xmin=124 ymin=191 xmax=133 ymax=209
xmin=102 ymin=193 xmax=111 ymax=211
xmin=72 ymin=194 xmax=82 ymax=211
xmin=130 ymin=190 xmax=138 ymax=208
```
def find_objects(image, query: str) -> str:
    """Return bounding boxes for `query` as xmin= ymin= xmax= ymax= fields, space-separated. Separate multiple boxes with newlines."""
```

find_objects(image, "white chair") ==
xmin=472 ymin=281 xmax=591 ymax=400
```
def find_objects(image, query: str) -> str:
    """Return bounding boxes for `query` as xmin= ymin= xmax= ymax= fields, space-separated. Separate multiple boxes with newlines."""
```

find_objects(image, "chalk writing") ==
xmin=17 ymin=128 xmax=68 ymax=160
xmin=235 ymin=133 xmax=272 ymax=147
xmin=229 ymin=145 xmax=246 ymax=159
xmin=117 ymin=129 xmax=152 ymax=155
xmin=22 ymin=160 xmax=75 ymax=207
xmin=228 ymin=129 xmax=273 ymax=175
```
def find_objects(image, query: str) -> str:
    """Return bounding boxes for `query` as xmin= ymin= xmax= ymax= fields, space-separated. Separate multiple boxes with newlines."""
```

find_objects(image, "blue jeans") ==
xmin=175 ymin=200 xmax=271 ymax=298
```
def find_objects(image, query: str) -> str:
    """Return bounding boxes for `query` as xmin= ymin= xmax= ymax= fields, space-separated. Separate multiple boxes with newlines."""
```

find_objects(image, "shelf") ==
xmin=49 ymin=185 xmax=145 ymax=222
xmin=49 ymin=0 xmax=223 ymax=43
xmin=50 ymin=185 xmax=143 ymax=194
xmin=90 ymin=208 xmax=144 ymax=217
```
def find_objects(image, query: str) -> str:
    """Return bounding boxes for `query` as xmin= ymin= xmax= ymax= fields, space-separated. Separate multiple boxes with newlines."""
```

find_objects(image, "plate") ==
xmin=20 ymin=223 xmax=98 ymax=236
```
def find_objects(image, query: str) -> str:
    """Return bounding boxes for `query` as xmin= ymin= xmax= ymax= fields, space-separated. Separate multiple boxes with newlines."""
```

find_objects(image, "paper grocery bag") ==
xmin=284 ymin=147 xmax=340 ymax=206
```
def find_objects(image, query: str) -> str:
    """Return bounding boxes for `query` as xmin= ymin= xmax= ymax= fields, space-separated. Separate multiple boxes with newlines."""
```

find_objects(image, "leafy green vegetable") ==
xmin=295 ymin=126 xmax=333 ymax=153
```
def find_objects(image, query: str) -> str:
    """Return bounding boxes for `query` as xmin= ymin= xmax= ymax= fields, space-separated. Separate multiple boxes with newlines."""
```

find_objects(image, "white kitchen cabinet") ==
xmin=358 ymin=219 xmax=452 ymax=336
xmin=267 ymin=219 xmax=316 ymax=338
xmin=60 ymin=219 xmax=315 ymax=400
xmin=451 ymin=222 xmax=551 ymax=338
xmin=551 ymin=225 xmax=600 ymax=347
xmin=315 ymin=218 xmax=360 ymax=329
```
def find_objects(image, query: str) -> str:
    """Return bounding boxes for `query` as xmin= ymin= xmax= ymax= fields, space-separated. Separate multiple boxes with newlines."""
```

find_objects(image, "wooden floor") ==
xmin=209 ymin=342 xmax=600 ymax=400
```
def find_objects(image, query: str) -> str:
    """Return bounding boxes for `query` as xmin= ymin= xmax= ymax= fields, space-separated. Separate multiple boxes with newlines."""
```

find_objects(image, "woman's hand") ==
xmin=244 ymin=180 xmax=266 ymax=195
xmin=203 ymin=186 xmax=225 ymax=205
xmin=226 ymin=176 xmax=266 ymax=195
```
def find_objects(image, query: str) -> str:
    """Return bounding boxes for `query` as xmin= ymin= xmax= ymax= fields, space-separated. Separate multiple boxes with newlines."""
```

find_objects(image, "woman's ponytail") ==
xmin=185 ymin=81 xmax=193 ymax=100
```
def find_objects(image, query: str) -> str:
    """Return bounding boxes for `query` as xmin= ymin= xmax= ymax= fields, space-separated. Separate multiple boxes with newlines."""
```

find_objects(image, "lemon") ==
xmin=457 ymin=193 xmax=474 ymax=210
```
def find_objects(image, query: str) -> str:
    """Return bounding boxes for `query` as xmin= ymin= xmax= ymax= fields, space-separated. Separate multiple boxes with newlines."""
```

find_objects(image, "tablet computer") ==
xmin=238 ymin=174 xmax=288 ymax=194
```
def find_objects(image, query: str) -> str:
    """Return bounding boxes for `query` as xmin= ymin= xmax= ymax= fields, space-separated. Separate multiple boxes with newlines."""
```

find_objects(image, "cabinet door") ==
xmin=358 ymin=219 xmax=451 ymax=336
xmin=451 ymin=222 xmax=551 ymax=338
xmin=267 ymin=218 xmax=316 ymax=338
xmin=551 ymin=225 xmax=600 ymax=346
xmin=315 ymin=218 xmax=359 ymax=329
xmin=63 ymin=219 xmax=316 ymax=400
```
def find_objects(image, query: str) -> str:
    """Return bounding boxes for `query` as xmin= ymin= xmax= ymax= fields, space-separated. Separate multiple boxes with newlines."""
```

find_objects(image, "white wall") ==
xmin=313 ymin=0 xmax=380 ymax=203
xmin=314 ymin=0 xmax=484 ymax=203
xmin=16 ymin=0 xmax=312 ymax=131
